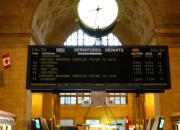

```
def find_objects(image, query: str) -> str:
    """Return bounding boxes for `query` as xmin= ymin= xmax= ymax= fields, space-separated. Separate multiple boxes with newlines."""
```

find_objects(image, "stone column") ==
xmin=148 ymin=28 xmax=180 ymax=130
xmin=0 ymin=31 xmax=32 ymax=130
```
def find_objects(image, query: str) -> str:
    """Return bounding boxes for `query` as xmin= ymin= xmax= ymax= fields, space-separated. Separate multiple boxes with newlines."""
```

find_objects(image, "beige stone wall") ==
xmin=145 ymin=94 xmax=155 ymax=118
xmin=42 ymin=93 xmax=54 ymax=119
xmin=155 ymin=32 xmax=180 ymax=130
xmin=0 ymin=35 xmax=31 ymax=130
xmin=159 ymin=47 xmax=180 ymax=130
xmin=32 ymin=93 xmax=43 ymax=118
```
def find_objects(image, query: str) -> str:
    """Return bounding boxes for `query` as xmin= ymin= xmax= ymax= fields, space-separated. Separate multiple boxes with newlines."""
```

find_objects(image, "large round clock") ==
xmin=77 ymin=0 xmax=118 ymax=37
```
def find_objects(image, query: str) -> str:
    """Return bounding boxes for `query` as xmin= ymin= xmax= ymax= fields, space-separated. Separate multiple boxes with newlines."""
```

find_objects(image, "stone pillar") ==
xmin=148 ymin=28 xmax=180 ymax=130
xmin=42 ymin=93 xmax=54 ymax=119
xmin=134 ymin=94 xmax=145 ymax=130
xmin=32 ymin=93 xmax=43 ymax=118
xmin=0 ymin=34 xmax=31 ymax=130
xmin=41 ymin=92 xmax=60 ymax=130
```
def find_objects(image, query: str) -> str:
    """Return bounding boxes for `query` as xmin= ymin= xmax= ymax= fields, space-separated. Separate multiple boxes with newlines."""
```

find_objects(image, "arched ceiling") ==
xmin=145 ymin=0 xmax=180 ymax=28
xmin=0 ymin=0 xmax=41 ymax=29
xmin=32 ymin=0 xmax=154 ymax=45
xmin=0 ymin=0 xmax=180 ymax=45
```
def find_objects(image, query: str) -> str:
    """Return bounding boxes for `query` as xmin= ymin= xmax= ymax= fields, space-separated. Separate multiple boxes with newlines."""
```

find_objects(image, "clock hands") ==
xmin=96 ymin=6 xmax=102 ymax=12
xmin=88 ymin=5 xmax=102 ymax=27
xmin=88 ymin=5 xmax=102 ymax=12
xmin=95 ymin=5 xmax=102 ymax=27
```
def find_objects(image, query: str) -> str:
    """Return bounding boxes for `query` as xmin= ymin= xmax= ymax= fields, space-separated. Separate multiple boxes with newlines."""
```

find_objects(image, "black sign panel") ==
xmin=26 ymin=45 xmax=171 ymax=92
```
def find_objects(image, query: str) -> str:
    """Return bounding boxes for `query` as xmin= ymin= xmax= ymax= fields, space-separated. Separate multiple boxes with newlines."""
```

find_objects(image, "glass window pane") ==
xmin=60 ymin=97 xmax=65 ymax=104
xmin=112 ymin=119 xmax=125 ymax=125
xmin=84 ymin=97 xmax=90 ymax=100
xmin=71 ymin=97 xmax=76 ymax=104
xmin=84 ymin=34 xmax=95 ymax=46
xmin=106 ymin=97 xmax=108 ymax=104
xmin=115 ymin=97 xmax=121 ymax=104
xmin=71 ymin=33 xmax=77 ymax=46
xmin=60 ymin=119 xmax=73 ymax=126
xmin=78 ymin=97 xmax=82 ymax=104
xmin=67 ymin=35 xmax=73 ymax=46
xmin=121 ymin=97 xmax=126 ymax=104
xmin=78 ymin=29 xmax=83 ymax=46
xmin=109 ymin=97 xmax=114 ymax=101
xmin=65 ymin=97 xmax=70 ymax=104
xmin=102 ymin=36 xmax=107 ymax=46
xmin=64 ymin=29 xmax=121 ymax=46
xmin=108 ymin=97 xmax=114 ymax=104
xmin=86 ymin=119 xmax=100 ymax=124
xmin=83 ymin=97 xmax=91 ymax=104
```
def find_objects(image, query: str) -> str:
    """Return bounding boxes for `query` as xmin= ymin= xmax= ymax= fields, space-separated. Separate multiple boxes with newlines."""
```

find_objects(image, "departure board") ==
xmin=26 ymin=45 xmax=171 ymax=92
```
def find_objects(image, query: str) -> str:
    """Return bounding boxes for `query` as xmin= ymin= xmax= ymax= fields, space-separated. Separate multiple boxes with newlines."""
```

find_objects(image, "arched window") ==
xmin=64 ymin=29 xmax=122 ymax=46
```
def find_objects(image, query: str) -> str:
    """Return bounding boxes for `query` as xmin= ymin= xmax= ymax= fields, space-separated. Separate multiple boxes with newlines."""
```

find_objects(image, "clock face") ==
xmin=77 ymin=0 xmax=118 ymax=30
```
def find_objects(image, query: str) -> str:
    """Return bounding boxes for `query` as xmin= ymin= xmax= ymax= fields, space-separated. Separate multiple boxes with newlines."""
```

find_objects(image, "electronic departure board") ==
xmin=26 ymin=45 xmax=171 ymax=92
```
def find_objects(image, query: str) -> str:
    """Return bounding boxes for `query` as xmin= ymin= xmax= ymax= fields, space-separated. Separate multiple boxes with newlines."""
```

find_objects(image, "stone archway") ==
xmin=31 ymin=0 xmax=154 ymax=45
